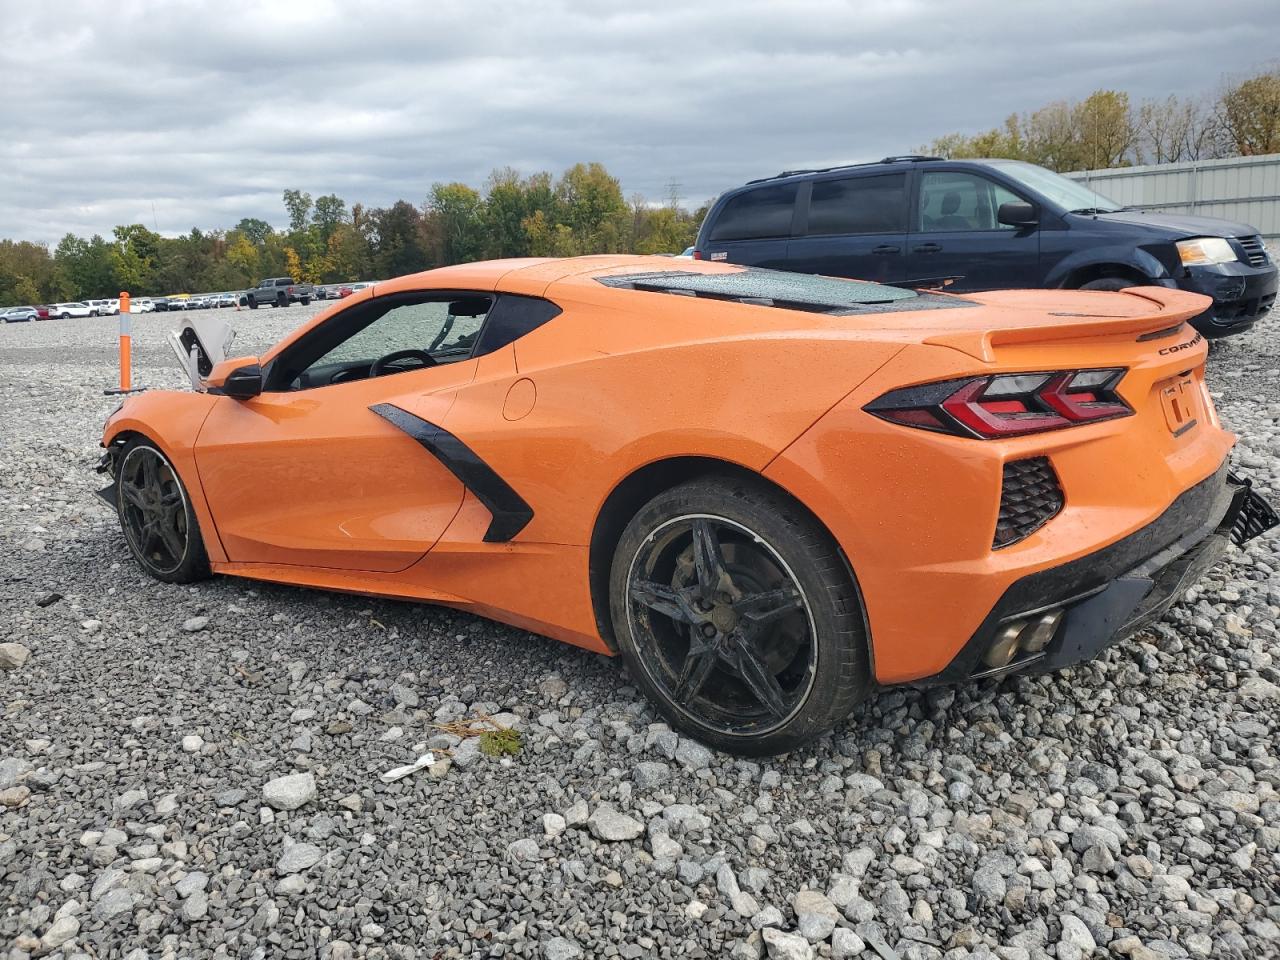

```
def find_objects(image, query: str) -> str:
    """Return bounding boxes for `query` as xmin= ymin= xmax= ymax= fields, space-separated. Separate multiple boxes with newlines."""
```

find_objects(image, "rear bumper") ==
xmin=926 ymin=462 xmax=1271 ymax=683
xmin=1179 ymin=261 xmax=1277 ymax=336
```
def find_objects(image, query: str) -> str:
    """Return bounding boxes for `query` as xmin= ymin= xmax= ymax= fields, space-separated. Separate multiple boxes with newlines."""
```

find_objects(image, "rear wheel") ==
xmin=300 ymin=297 xmax=311 ymax=306
xmin=609 ymin=477 xmax=871 ymax=755
xmin=247 ymin=297 xmax=258 ymax=310
xmin=276 ymin=293 xmax=288 ymax=308
xmin=115 ymin=438 xmax=210 ymax=584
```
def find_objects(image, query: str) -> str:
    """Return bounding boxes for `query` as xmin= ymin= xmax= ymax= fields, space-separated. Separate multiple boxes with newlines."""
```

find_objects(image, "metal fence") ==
xmin=1065 ymin=153 xmax=1280 ymax=246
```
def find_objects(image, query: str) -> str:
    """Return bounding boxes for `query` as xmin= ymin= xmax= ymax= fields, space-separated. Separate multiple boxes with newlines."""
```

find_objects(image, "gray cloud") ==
xmin=1 ymin=0 xmax=1272 ymax=242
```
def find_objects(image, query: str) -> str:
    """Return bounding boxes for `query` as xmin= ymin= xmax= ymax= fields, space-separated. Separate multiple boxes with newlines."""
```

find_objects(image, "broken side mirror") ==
xmin=167 ymin=314 xmax=238 ymax=390
xmin=206 ymin=357 xmax=263 ymax=400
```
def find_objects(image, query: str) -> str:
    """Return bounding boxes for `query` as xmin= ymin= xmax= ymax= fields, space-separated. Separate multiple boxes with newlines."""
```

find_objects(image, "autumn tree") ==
xmin=1218 ymin=67 xmax=1280 ymax=155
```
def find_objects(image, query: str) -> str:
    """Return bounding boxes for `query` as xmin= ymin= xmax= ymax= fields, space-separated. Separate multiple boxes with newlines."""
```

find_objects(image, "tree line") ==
xmin=3 ymin=65 xmax=1278 ymax=307
xmin=921 ymin=65 xmax=1280 ymax=170
xmin=0 ymin=163 xmax=707 ymax=306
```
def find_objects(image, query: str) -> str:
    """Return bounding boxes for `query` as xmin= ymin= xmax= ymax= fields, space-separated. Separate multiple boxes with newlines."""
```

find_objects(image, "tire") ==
xmin=1080 ymin=277 xmax=1136 ymax=292
xmin=276 ymin=294 xmax=288 ymax=308
xmin=609 ymin=476 xmax=871 ymax=755
xmin=300 ymin=297 xmax=310 ymax=306
xmin=114 ymin=437 xmax=211 ymax=584
xmin=247 ymin=297 xmax=258 ymax=310
xmin=60 ymin=313 xmax=69 ymax=319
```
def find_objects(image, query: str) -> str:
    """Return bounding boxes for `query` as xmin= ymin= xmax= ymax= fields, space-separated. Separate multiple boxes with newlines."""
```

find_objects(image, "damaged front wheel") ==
xmin=115 ymin=438 xmax=211 ymax=584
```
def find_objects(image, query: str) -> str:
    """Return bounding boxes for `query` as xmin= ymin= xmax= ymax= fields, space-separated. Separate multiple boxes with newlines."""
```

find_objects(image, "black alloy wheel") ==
xmin=115 ymin=440 xmax=210 ymax=583
xmin=610 ymin=478 xmax=871 ymax=755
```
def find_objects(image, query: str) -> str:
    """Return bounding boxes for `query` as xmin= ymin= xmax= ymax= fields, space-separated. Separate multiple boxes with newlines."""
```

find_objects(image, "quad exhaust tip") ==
xmin=983 ymin=611 xmax=1063 ymax=669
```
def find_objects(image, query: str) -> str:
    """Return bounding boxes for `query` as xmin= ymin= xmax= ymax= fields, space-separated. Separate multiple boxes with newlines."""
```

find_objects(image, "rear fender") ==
xmin=102 ymin=391 xmax=228 ymax=563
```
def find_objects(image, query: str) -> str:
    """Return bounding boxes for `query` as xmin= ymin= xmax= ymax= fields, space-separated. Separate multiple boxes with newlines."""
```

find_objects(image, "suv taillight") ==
xmin=692 ymin=249 xmax=703 ymax=260
xmin=865 ymin=369 xmax=1131 ymax=439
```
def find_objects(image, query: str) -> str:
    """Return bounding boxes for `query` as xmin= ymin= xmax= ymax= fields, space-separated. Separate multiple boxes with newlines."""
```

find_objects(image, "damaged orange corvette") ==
xmin=97 ymin=256 xmax=1276 ymax=754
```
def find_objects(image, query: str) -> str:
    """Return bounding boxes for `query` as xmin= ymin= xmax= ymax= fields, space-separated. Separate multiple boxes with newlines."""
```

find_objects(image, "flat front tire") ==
xmin=115 ymin=438 xmax=210 ymax=584
xmin=609 ymin=476 xmax=871 ymax=755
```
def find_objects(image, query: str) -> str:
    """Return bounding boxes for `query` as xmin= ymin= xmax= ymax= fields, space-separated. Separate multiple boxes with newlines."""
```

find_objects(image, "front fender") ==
xmin=1044 ymin=244 xmax=1175 ymax=289
xmin=100 ymin=390 xmax=228 ymax=563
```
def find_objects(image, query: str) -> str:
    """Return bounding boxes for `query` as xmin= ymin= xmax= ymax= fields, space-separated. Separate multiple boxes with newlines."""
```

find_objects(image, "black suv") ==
xmin=693 ymin=156 xmax=1276 ymax=337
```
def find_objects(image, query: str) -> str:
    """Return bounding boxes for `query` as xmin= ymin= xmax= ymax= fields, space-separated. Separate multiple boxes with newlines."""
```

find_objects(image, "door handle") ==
xmin=913 ymin=243 xmax=942 ymax=254
xmin=872 ymin=244 xmax=900 ymax=255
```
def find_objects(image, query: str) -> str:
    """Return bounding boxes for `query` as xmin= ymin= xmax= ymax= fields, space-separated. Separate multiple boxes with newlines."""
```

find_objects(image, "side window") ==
xmin=806 ymin=173 xmax=907 ymax=236
xmin=277 ymin=294 xmax=493 ymax=390
xmin=708 ymin=184 xmax=799 ymax=242
xmin=920 ymin=172 xmax=1023 ymax=232
xmin=472 ymin=295 xmax=562 ymax=355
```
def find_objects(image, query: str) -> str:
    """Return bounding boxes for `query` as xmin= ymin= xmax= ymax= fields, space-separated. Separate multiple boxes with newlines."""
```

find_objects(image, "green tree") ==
xmin=282 ymin=190 xmax=313 ymax=233
xmin=312 ymin=194 xmax=347 ymax=243
xmin=426 ymin=182 xmax=485 ymax=265
xmin=369 ymin=201 xmax=428 ymax=278
xmin=1218 ymin=67 xmax=1280 ymax=155
xmin=236 ymin=218 xmax=273 ymax=246
xmin=110 ymin=224 xmax=161 ymax=293
xmin=54 ymin=233 xmax=118 ymax=299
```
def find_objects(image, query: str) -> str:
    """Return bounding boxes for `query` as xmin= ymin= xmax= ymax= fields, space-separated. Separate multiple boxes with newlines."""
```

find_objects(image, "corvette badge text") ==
xmin=1159 ymin=333 xmax=1204 ymax=356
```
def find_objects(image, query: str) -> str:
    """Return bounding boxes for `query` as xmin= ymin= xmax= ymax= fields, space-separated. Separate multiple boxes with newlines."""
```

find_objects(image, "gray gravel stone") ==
xmin=262 ymin=772 xmax=317 ymax=810
xmin=276 ymin=842 xmax=323 ymax=875
xmin=586 ymin=804 xmax=643 ymax=841
xmin=762 ymin=927 xmax=815 ymax=959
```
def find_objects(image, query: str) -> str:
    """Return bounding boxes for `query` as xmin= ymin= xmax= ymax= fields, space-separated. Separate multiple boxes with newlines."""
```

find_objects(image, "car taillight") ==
xmin=865 ymin=369 xmax=1131 ymax=439
xmin=692 ymin=250 xmax=703 ymax=260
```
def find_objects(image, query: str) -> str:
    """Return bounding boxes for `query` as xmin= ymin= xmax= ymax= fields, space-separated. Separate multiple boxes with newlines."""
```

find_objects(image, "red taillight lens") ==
xmin=692 ymin=249 xmax=703 ymax=260
xmin=866 ymin=369 xmax=1132 ymax=439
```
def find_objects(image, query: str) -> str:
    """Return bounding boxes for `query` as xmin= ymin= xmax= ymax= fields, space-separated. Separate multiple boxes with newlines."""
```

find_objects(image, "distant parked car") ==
xmin=337 ymin=281 xmax=371 ymax=298
xmin=152 ymin=297 xmax=171 ymax=312
xmin=2 ymin=306 xmax=37 ymax=322
xmin=34 ymin=305 xmax=50 ymax=320
xmin=694 ymin=155 xmax=1278 ymax=338
xmin=211 ymin=292 xmax=235 ymax=308
xmin=51 ymin=302 xmax=93 ymax=319
xmin=85 ymin=299 xmax=110 ymax=316
xmin=245 ymin=277 xmax=313 ymax=309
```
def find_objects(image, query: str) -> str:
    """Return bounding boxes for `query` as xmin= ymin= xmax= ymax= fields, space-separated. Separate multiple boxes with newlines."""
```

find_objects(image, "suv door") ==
xmin=699 ymin=182 xmax=799 ymax=269
xmin=908 ymin=169 xmax=1040 ymax=291
xmin=784 ymin=172 xmax=909 ymax=284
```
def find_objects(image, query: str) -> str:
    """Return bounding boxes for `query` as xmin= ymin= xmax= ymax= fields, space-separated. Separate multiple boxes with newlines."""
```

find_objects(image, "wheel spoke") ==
xmin=155 ymin=516 xmax=185 ymax=560
xmin=120 ymin=481 xmax=146 ymax=508
xmin=727 ymin=638 xmax=790 ymax=720
xmin=734 ymin=586 xmax=803 ymax=628
xmin=691 ymin=519 xmax=737 ymax=598
xmin=672 ymin=638 xmax=718 ymax=704
xmin=141 ymin=454 xmax=160 ymax=489
xmin=631 ymin=579 xmax=699 ymax=624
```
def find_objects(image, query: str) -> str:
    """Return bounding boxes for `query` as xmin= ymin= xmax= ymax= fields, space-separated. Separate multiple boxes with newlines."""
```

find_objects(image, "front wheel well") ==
xmin=1061 ymin=262 xmax=1151 ymax=288
xmin=587 ymin=456 xmax=849 ymax=652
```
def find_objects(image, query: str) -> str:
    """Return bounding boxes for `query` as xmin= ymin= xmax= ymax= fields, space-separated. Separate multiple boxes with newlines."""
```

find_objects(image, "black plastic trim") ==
xmin=369 ymin=403 xmax=533 ymax=542
xmin=924 ymin=460 xmax=1236 ymax=685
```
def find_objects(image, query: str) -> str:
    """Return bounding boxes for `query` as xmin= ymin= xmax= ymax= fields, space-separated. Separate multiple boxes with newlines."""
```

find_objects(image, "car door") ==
xmin=783 ymin=172 xmax=910 ymax=284
xmin=907 ymin=169 xmax=1040 ymax=291
xmin=194 ymin=293 xmax=498 ymax=572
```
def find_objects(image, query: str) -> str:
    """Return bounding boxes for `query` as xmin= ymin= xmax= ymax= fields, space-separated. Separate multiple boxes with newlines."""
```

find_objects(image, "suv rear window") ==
xmin=708 ymin=184 xmax=798 ymax=242
xmin=807 ymin=173 xmax=907 ymax=236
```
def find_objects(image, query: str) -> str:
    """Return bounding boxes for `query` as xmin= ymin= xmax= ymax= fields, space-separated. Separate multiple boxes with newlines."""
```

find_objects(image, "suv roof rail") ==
xmin=745 ymin=155 xmax=944 ymax=184
xmin=879 ymin=155 xmax=943 ymax=163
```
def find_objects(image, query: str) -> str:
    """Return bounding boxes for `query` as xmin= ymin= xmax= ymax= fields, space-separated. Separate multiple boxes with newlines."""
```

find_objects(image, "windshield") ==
xmin=987 ymin=160 xmax=1123 ymax=214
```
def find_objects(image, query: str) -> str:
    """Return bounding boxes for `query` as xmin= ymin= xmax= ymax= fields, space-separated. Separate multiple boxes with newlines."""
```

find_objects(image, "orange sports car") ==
xmin=96 ymin=256 xmax=1276 ymax=754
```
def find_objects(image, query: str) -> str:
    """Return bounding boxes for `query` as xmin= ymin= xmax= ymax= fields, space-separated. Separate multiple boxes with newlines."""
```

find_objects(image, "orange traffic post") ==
xmin=105 ymin=291 xmax=144 ymax=395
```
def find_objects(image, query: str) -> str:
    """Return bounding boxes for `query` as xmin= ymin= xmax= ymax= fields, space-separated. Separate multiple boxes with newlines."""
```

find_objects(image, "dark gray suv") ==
xmin=693 ymin=156 xmax=1276 ymax=337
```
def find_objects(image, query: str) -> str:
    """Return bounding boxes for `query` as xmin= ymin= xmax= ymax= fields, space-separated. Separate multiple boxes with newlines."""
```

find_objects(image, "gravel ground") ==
xmin=1 ymin=304 xmax=1277 ymax=960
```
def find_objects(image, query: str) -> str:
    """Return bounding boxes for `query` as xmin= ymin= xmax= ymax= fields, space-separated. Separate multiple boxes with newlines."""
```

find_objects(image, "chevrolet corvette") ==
xmin=96 ymin=256 xmax=1276 ymax=754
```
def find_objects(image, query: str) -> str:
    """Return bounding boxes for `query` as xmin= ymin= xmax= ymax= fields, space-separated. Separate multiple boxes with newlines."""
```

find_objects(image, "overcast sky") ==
xmin=2 ymin=0 xmax=1274 ymax=243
